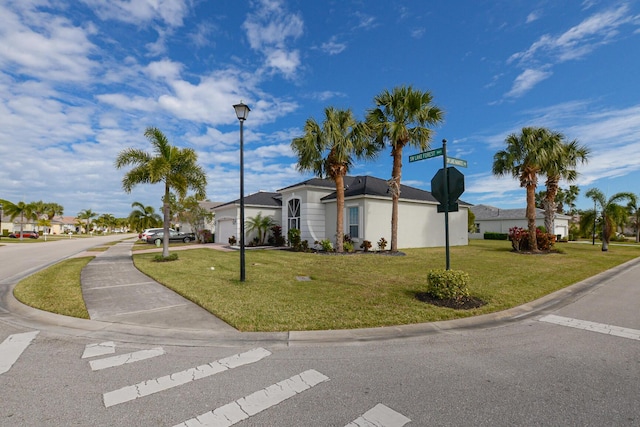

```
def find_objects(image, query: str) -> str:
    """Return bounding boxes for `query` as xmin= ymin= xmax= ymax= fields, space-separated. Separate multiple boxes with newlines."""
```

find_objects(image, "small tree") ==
xmin=245 ymin=212 xmax=274 ymax=245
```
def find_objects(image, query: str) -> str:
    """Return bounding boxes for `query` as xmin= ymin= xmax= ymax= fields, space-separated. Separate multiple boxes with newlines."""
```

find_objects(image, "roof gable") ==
xmin=214 ymin=191 xmax=282 ymax=210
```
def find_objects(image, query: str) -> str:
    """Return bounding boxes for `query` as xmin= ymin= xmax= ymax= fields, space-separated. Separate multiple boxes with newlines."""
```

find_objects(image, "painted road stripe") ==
xmin=345 ymin=403 xmax=411 ymax=427
xmin=0 ymin=331 xmax=39 ymax=375
xmin=174 ymin=369 xmax=329 ymax=427
xmin=540 ymin=315 xmax=640 ymax=341
xmin=82 ymin=342 xmax=116 ymax=359
xmin=103 ymin=347 xmax=271 ymax=408
xmin=90 ymin=347 xmax=165 ymax=371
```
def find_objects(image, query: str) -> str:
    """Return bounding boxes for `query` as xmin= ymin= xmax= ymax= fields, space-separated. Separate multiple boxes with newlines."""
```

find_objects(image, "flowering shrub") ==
xmin=360 ymin=240 xmax=372 ymax=252
xmin=377 ymin=237 xmax=388 ymax=251
xmin=509 ymin=227 xmax=556 ymax=252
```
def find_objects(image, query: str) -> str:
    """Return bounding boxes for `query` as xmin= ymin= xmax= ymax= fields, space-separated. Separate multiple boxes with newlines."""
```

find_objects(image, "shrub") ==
xmin=268 ymin=225 xmax=286 ymax=246
xmin=343 ymin=241 xmax=354 ymax=252
xmin=360 ymin=240 xmax=372 ymax=252
xmin=153 ymin=253 xmax=179 ymax=262
xmin=288 ymin=228 xmax=301 ymax=247
xmin=319 ymin=239 xmax=333 ymax=252
xmin=199 ymin=229 xmax=213 ymax=243
xmin=228 ymin=235 xmax=237 ymax=245
xmin=377 ymin=237 xmax=388 ymax=251
xmin=484 ymin=232 xmax=508 ymax=240
xmin=426 ymin=269 xmax=470 ymax=301
xmin=509 ymin=226 xmax=556 ymax=252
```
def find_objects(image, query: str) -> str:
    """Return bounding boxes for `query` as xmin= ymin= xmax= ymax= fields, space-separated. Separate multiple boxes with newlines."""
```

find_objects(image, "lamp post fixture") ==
xmin=234 ymin=102 xmax=250 ymax=282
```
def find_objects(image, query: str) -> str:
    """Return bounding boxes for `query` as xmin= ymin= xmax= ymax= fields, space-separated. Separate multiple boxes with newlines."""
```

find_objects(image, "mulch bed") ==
xmin=415 ymin=293 xmax=487 ymax=310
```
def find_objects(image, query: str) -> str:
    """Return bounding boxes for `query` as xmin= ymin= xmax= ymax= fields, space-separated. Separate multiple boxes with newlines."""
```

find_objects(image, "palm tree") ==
xmin=584 ymin=188 xmax=635 ymax=251
xmin=245 ymin=212 xmax=274 ymax=245
xmin=292 ymin=106 xmax=378 ymax=252
xmin=627 ymin=195 xmax=640 ymax=243
xmin=366 ymin=85 xmax=444 ymax=252
xmin=77 ymin=209 xmax=97 ymax=234
xmin=541 ymin=135 xmax=589 ymax=234
xmin=0 ymin=200 xmax=37 ymax=239
xmin=115 ymin=126 xmax=207 ymax=258
xmin=128 ymin=202 xmax=162 ymax=232
xmin=492 ymin=127 xmax=562 ymax=252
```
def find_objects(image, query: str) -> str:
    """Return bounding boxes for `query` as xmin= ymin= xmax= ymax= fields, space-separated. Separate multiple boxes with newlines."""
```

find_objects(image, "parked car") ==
xmin=146 ymin=230 xmax=196 ymax=245
xmin=139 ymin=228 xmax=175 ymax=241
xmin=9 ymin=231 xmax=40 ymax=239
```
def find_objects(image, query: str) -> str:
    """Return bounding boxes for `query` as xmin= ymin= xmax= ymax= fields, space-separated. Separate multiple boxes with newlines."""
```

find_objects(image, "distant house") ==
xmin=469 ymin=204 xmax=571 ymax=239
xmin=213 ymin=175 xmax=470 ymax=249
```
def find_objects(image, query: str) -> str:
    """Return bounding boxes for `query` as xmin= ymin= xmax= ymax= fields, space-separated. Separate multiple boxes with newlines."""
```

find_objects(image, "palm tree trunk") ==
xmin=335 ymin=174 xmax=345 ymax=253
xmin=544 ymin=176 xmax=559 ymax=235
xmin=390 ymin=146 xmax=403 ymax=252
xmin=526 ymin=184 xmax=539 ymax=251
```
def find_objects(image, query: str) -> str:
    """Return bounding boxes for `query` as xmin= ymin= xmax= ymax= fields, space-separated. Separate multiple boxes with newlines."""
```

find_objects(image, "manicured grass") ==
xmin=13 ymin=257 xmax=92 ymax=319
xmin=131 ymin=240 xmax=640 ymax=332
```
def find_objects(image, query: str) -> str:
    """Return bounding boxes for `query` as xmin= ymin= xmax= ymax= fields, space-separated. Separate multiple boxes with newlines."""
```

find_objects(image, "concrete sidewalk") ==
xmin=80 ymin=241 xmax=236 ymax=332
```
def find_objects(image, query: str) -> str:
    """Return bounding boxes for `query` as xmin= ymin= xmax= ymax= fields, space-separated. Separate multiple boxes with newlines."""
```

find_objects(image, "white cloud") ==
xmin=526 ymin=11 xmax=541 ymax=24
xmin=0 ymin=3 xmax=98 ymax=83
xmin=505 ymin=68 xmax=552 ymax=98
xmin=242 ymin=0 xmax=303 ymax=77
xmin=320 ymin=37 xmax=347 ymax=55
xmin=85 ymin=0 xmax=191 ymax=27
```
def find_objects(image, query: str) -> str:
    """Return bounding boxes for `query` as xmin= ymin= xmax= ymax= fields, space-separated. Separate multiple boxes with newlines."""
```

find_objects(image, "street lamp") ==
xmin=0 ymin=203 xmax=3 ymax=240
xmin=234 ymin=101 xmax=250 ymax=282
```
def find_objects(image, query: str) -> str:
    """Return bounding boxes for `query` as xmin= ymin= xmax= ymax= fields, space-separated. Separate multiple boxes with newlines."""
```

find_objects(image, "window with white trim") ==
xmin=288 ymin=198 xmax=300 ymax=230
xmin=348 ymin=206 xmax=359 ymax=238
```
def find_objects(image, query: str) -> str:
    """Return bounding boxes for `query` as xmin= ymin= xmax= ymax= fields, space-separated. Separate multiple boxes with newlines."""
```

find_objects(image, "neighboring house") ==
xmin=214 ymin=192 xmax=282 ymax=244
xmin=50 ymin=216 xmax=79 ymax=234
xmin=469 ymin=204 xmax=571 ymax=239
xmin=213 ymin=175 xmax=469 ymax=249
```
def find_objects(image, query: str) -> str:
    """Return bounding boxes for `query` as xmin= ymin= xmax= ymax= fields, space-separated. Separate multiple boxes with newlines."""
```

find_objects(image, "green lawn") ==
xmin=130 ymin=240 xmax=640 ymax=332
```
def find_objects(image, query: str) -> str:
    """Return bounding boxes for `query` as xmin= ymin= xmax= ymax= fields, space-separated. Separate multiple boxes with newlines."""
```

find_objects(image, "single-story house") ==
xmin=469 ymin=204 xmax=571 ymax=239
xmin=213 ymin=175 xmax=469 ymax=249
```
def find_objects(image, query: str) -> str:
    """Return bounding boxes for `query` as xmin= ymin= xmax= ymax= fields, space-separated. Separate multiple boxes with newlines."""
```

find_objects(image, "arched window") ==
xmin=288 ymin=198 xmax=300 ymax=230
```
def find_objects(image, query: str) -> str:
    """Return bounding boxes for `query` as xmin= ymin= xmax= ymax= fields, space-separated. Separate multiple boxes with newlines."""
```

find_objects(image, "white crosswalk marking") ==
xmin=89 ymin=347 xmax=165 ymax=371
xmin=0 ymin=331 xmax=39 ymax=375
xmin=540 ymin=314 xmax=640 ymax=341
xmin=345 ymin=403 xmax=411 ymax=427
xmin=174 ymin=369 xmax=330 ymax=427
xmin=103 ymin=347 xmax=271 ymax=408
xmin=82 ymin=341 xmax=116 ymax=359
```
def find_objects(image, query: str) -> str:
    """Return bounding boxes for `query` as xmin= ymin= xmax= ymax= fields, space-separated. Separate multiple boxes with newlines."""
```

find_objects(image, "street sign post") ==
xmin=409 ymin=140 xmax=467 ymax=270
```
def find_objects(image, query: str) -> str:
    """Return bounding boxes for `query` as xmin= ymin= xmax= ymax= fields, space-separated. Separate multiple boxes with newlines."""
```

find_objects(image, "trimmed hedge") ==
xmin=426 ymin=269 xmax=470 ymax=301
xmin=484 ymin=232 xmax=508 ymax=240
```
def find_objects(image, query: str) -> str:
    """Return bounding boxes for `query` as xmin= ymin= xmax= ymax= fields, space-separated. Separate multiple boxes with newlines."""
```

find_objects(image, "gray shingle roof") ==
xmin=321 ymin=175 xmax=439 ymax=203
xmin=215 ymin=191 xmax=282 ymax=209
xmin=470 ymin=204 xmax=571 ymax=220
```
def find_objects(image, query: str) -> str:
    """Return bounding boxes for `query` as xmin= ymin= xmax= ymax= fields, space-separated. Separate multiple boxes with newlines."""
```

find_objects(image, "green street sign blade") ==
xmin=446 ymin=157 xmax=468 ymax=168
xmin=409 ymin=147 xmax=443 ymax=163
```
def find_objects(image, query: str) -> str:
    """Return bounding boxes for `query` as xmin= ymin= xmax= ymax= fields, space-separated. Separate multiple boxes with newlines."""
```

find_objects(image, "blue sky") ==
xmin=1 ymin=0 xmax=639 ymax=218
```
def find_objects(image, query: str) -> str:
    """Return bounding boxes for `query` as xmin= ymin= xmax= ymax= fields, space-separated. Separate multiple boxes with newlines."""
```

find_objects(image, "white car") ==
xmin=139 ymin=228 xmax=175 ymax=242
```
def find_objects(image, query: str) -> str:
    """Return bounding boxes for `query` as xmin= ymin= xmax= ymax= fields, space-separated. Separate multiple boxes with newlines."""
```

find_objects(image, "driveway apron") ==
xmin=80 ymin=242 xmax=235 ymax=331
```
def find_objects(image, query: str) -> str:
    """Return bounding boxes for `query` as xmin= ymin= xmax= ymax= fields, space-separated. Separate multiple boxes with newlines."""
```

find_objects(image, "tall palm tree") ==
xmin=541 ymin=135 xmax=589 ymax=234
xmin=492 ymin=127 xmax=562 ymax=252
xmin=77 ymin=209 xmax=97 ymax=234
xmin=0 ymin=199 xmax=37 ymax=239
xmin=584 ymin=188 xmax=635 ymax=251
xmin=115 ymin=127 xmax=207 ymax=258
xmin=128 ymin=202 xmax=162 ymax=232
xmin=292 ymin=106 xmax=378 ymax=252
xmin=366 ymin=85 xmax=444 ymax=252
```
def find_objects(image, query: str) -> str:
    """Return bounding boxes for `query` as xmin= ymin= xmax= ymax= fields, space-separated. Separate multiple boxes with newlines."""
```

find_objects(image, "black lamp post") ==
xmin=234 ymin=102 xmax=250 ymax=282
xmin=0 ymin=203 xmax=3 ymax=240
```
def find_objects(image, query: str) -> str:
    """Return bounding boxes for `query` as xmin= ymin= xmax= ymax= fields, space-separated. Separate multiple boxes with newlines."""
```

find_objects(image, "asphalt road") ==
xmin=1 ymin=238 xmax=638 ymax=426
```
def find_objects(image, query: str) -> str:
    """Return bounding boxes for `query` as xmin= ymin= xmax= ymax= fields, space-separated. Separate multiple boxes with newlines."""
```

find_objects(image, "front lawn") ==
xmin=132 ymin=240 xmax=639 ymax=332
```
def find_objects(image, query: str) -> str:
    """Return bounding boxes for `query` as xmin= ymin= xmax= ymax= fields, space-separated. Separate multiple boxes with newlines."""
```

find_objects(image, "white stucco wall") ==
xmin=280 ymin=186 xmax=333 ymax=244
xmin=469 ymin=217 xmax=570 ymax=239
xmin=213 ymin=205 xmax=280 ymax=244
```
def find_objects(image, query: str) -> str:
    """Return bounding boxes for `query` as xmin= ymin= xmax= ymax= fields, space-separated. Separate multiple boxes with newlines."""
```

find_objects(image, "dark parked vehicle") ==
xmin=9 ymin=231 xmax=40 ymax=239
xmin=146 ymin=230 xmax=196 ymax=245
